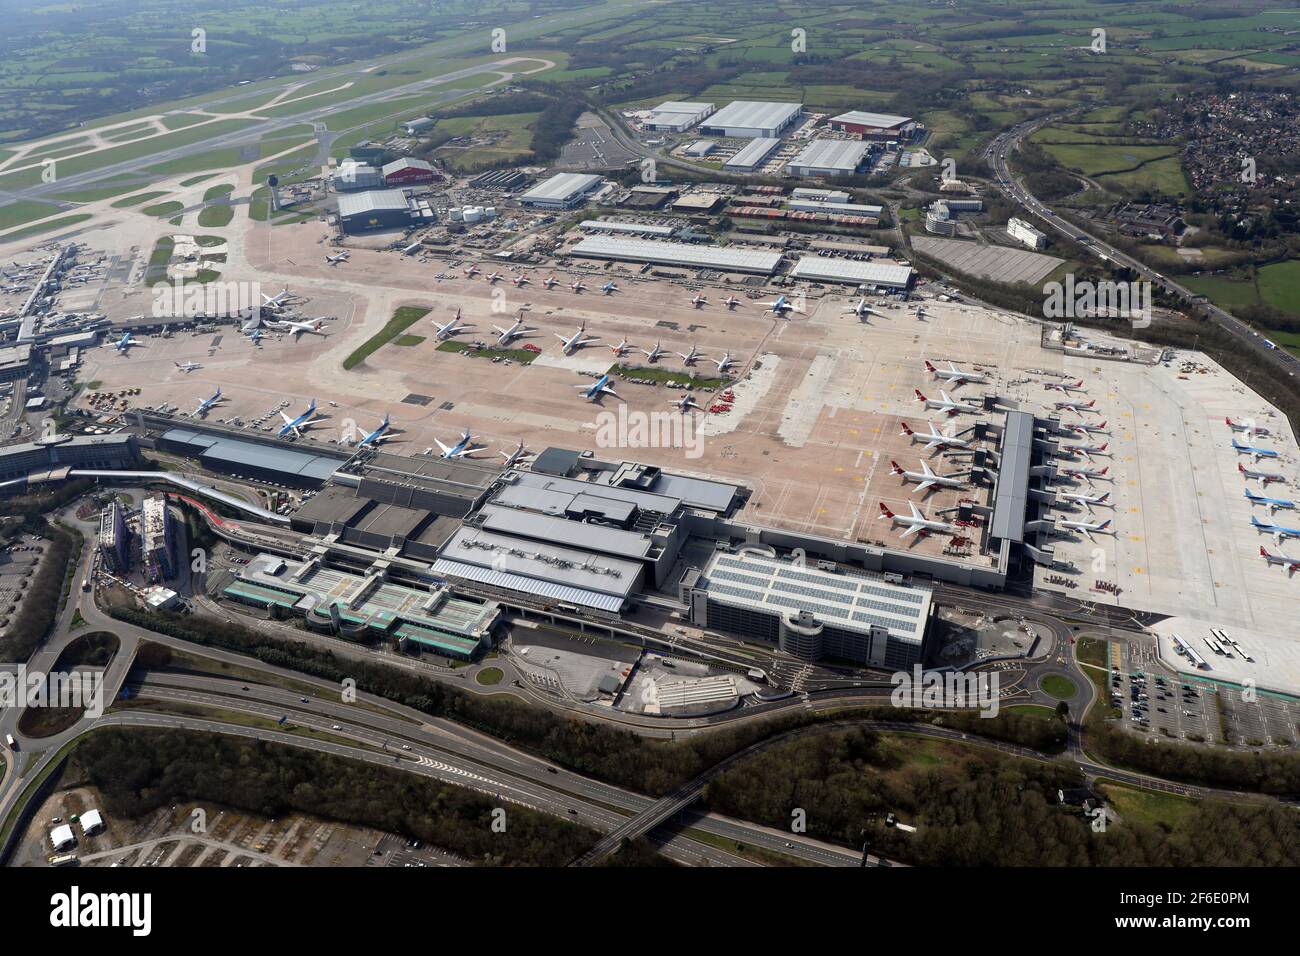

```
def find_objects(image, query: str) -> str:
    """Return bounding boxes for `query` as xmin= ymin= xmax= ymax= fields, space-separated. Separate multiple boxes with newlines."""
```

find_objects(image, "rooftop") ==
xmin=518 ymin=173 xmax=603 ymax=203
xmin=705 ymin=100 xmax=802 ymax=130
xmin=570 ymin=236 xmax=783 ymax=274
xmin=789 ymin=256 xmax=914 ymax=288
xmin=787 ymin=138 xmax=871 ymax=172
xmin=337 ymin=190 xmax=412 ymax=217
xmin=830 ymin=110 xmax=913 ymax=130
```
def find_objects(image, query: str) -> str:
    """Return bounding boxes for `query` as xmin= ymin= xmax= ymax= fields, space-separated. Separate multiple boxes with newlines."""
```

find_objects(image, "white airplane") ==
xmin=556 ymin=323 xmax=599 ymax=355
xmin=511 ymin=274 xmax=530 ymax=287
xmin=500 ymin=441 xmax=532 ymax=468
xmin=1239 ymin=462 xmax=1286 ymax=485
xmin=1058 ymin=516 xmax=1112 ymax=541
xmin=261 ymin=287 xmax=297 ymax=310
xmin=712 ymin=352 xmax=737 ymax=373
xmin=1232 ymin=438 xmax=1280 ymax=461
xmin=1259 ymin=546 xmax=1300 ymax=575
xmin=1064 ymin=441 xmax=1109 ymax=461
xmin=877 ymin=501 xmax=961 ymax=539
xmin=575 ymin=373 xmax=619 ymax=402
xmin=690 ymin=293 xmax=708 ymax=308
xmin=1226 ymin=417 xmax=1271 ymax=440
xmin=463 ymin=264 xmax=481 ymax=278
xmin=600 ymin=280 xmax=618 ymax=295
xmin=1063 ymin=419 xmax=1109 ymax=435
xmin=106 ymin=330 xmax=139 ymax=353
xmin=484 ymin=271 xmax=503 ymax=284
xmin=925 ymin=360 xmax=988 ymax=386
xmin=278 ymin=399 xmax=321 ymax=438
xmin=609 ymin=338 xmax=634 ymax=357
xmin=570 ymin=279 xmax=587 ymax=293
xmin=191 ymin=387 xmax=223 ymax=417
xmin=272 ymin=317 xmax=329 ymax=338
xmin=844 ymin=297 xmax=884 ymax=319
xmin=325 ymin=252 xmax=350 ymax=265
xmin=677 ymin=343 xmax=705 ymax=365
xmin=435 ymin=430 xmax=486 ymax=459
xmin=891 ymin=459 xmax=968 ymax=493
xmin=1043 ymin=379 xmax=1086 ymax=393
xmin=723 ymin=295 xmax=743 ymax=309
xmin=914 ymin=305 xmax=927 ymax=320
xmin=434 ymin=308 xmax=472 ymax=340
xmin=641 ymin=341 xmax=667 ymax=363
xmin=760 ymin=295 xmax=801 ymax=316
xmin=541 ymin=276 xmax=560 ymax=289
xmin=1057 ymin=489 xmax=1110 ymax=514
xmin=174 ymin=360 xmax=203 ymax=373
xmin=1244 ymin=488 xmax=1296 ymax=514
xmin=1054 ymin=399 xmax=1097 ymax=414
xmin=492 ymin=316 xmax=535 ymax=346
xmin=1062 ymin=465 xmax=1109 ymax=485
xmin=899 ymin=420 xmax=970 ymax=450
xmin=914 ymin=389 xmax=979 ymax=416
xmin=669 ymin=393 xmax=702 ymax=412
xmin=1251 ymin=515 xmax=1300 ymax=544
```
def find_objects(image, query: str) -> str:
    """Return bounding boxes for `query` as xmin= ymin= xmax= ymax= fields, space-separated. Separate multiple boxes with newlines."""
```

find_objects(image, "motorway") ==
xmin=983 ymin=112 xmax=1299 ymax=381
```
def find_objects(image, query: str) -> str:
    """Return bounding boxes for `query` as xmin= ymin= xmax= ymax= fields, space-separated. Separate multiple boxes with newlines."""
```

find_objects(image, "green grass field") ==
xmin=1039 ymin=674 xmax=1078 ymax=701
xmin=344 ymin=306 xmax=432 ymax=370
xmin=437 ymin=340 xmax=540 ymax=364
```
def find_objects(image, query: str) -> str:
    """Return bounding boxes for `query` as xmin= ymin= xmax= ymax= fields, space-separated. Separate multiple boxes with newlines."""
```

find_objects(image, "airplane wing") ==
xmin=279 ymin=411 xmax=293 ymax=426
xmin=915 ymin=480 xmax=936 ymax=493
xmin=899 ymin=524 xmax=919 ymax=538
xmin=599 ymin=384 xmax=620 ymax=398
xmin=907 ymin=501 xmax=924 ymax=520
xmin=434 ymin=438 xmax=454 ymax=456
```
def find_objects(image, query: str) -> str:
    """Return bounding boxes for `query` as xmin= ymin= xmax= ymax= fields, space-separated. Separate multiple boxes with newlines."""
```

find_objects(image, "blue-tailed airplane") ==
xmin=434 ymin=429 xmax=486 ymax=459
xmin=575 ymin=373 xmax=619 ymax=403
xmin=191 ymin=387 xmax=223 ymax=417
xmin=600 ymin=280 xmax=618 ymax=295
xmin=106 ymin=330 xmax=138 ymax=353
xmin=1245 ymin=488 xmax=1296 ymax=514
xmin=760 ymin=295 xmax=802 ymax=316
xmin=277 ymin=399 xmax=321 ymax=438
xmin=248 ymin=327 xmax=264 ymax=345
xmin=1232 ymin=438 xmax=1280 ymax=461
xmin=356 ymin=414 xmax=394 ymax=449
xmin=1251 ymin=515 xmax=1300 ymax=544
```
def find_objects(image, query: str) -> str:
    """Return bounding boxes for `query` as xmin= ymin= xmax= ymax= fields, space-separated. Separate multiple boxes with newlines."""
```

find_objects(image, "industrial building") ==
xmin=156 ymin=426 xmax=348 ymax=488
xmin=224 ymin=552 xmax=501 ymax=660
xmin=579 ymin=220 xmax=676 ymax=238
xmin=700 ymin=101 xmax=802 ymax=138
xmin=787 ymin=198 xmax=882 ymax=217
xmin=684 ymin=140 xmax=716 ymax=157
xmin=723 ymin=137 xmax=782 ymax=173
xmin=517 ymin=173 xmax=604 ymax=209
xmin=331 ymin=163 xmax=384 ymax=192
xmin=789 ymin=256 xmax=914 ymax=290
xmin=0 ymin=344 xmax=32 ymax=383
xmin=140 ymin=494 xmax=174 ymax=582
xmin=337 ymin=190 xmax=435 ymax=234
xmin=402 ymin=117 xmax=435 ymax=135
xmin=99 ymin=500 xmax=128 ymax=573
xmin=680 ymin=549 xmax=933 ymax=666
xmin=381 ymin=157 xmax=438 ymax=186
xmin=791 ymin=188 xmax=852 ymax=203
xmin=828 ymin=110 xmax=917 ymax=140
xmin=643 ymin=101 xmax=715 ymax=132
xmin=570 ymin=236 xmax=783 ymax=275
xmin=785 ymin=139 xmax=871 ymax=177
xmin=1007 ymin=217 xmax=1047 ymax=250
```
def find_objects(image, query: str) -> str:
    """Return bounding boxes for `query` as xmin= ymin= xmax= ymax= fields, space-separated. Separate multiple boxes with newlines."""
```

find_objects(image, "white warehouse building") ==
xmin=644 ymin=101 xmax=715 ymax=132
xmin=785 ymin=139 xmax=871 ymax=177
xmin=518 ymin=173 xmax=604 ymax=209
xmin=790 ymin=256 xmax=914 ymax=290
xmin=700 ymin=101 xmax=802 ymax=138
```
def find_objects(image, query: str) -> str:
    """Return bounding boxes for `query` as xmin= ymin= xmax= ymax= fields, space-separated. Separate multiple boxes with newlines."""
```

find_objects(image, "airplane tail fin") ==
xmin=900 ymin=423 xmax=914 ymax=436
xmin=878 ymin=504 xmax=895 ymax=519
xmin=1261 ymin=546 xmax=1269 ymax=557
xmin=1098 ymin=492 xmax=1109 ymax=503
xmin=890 ymin=460 xmax=903 ymax=474
xmin=1086 ymin=400 xmax=1095 ymax=407
xmin=1099 ymin=520 xmax=1111 ymax=530
xmin=1099 ymin=443 xmax=1108 ymax=452
xmin=1099 ymin=467 xmax=1108 ymax=476
xmin=924 ymin=360 xmax=937 ymax=373
xmin=914 ymin=389 xmax=927 ymax=402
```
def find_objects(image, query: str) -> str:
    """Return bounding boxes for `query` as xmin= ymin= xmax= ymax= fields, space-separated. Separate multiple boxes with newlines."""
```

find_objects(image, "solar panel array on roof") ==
xmin=990 ymin=410 xmax=1035 ymax=542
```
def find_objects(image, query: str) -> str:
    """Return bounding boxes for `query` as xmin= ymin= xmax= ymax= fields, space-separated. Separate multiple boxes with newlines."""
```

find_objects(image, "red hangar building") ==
xmin=827 ymin=110 xmax=918 ymax=142
xmin=382 ymin=157 xmax=439 ymax=187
